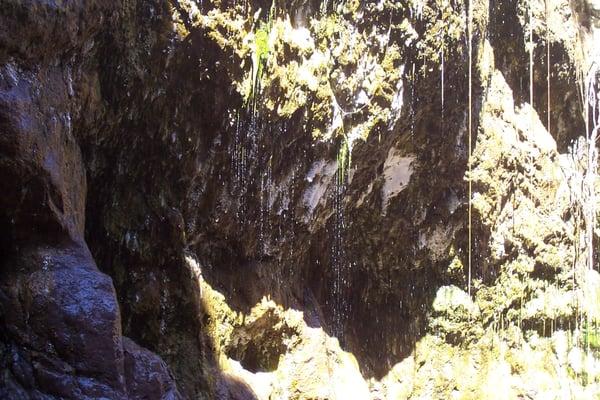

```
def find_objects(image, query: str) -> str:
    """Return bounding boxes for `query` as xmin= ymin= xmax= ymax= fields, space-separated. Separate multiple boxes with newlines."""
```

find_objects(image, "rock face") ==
xmin=0 ymin=1 xmax=185 ymax=398
xmin=1 ymin=0 xmax=600 ymax=399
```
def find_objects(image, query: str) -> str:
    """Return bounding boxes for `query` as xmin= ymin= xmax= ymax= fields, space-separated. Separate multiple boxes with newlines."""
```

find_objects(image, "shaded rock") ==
xmin=0 ymin=1 xmax=188 ymax=397
xmin=0 ymin=243 xmax=126 ymax=398
xmin=0 ymin=62 xmax=86 ymax=247
xmin=123 ymin=337 xmax=183 ymax=400
xmin=193 ymin=265 xmax=371 ymax=400
xmin=0 ymin=0 xmax=114 ymax=62
xmin=215 ymin=373 xmax=259 ymax=400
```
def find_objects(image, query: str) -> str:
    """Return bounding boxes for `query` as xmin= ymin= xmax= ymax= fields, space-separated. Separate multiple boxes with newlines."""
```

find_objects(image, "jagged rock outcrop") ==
xmin=1 ymin=0 xmax=599 ymax=398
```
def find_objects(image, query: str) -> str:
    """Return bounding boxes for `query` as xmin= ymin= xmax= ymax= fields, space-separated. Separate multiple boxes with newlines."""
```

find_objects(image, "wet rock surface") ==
xmin=123 ymin=337 xmax=182 ymax=399
xmin=0 ymin=0 xmax=185 ymax=398
xmin=1 ymin=244 xmax=126 ymax=399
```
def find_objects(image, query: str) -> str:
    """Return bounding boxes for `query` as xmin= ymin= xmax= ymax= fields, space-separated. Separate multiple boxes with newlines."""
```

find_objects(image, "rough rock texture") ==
xmin=0 ymin=0 xmax=185 ymax=398
xmin=190 ymin=255 xmax=371 ymax=400
xmin=1 ymin=0 xmax=600 ymax=399
xmin=123 ymin=337 xmax=181 ymax=399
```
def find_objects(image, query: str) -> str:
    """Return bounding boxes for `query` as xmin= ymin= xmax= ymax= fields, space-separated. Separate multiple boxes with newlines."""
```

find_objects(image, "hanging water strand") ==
xmin=441 ymin=44 xmax=445 ymax=122
xmin=529 ymin=0 xmax=534 ymax=116
xmin=231 ymin=110 xmax=247 ymax=223
xmin=257 ymin=124 xmax=272 ymax=257
xmin=285 ymin=123 xmax=296 ymax=281
xmin=411 ymin=63 xmax=417 ymax=268
xmin=589 ymin=57 xmax=600 ymax=347
xmin=467 ymin=0 xmax=473 ymax=297
xmin=545 ymin=0 xmax=550 ymax=139
xmin=331 ymin=156 xmax=349 ymax=342
xmin=233 ymin=111 xmax=242 ymax=191
xmin=585 ymin=64 xmax=599 ymax=274
xmin=334 ymin=138 xmax=351 ymax=342
xmin=259 ymin=152 xmax=265 ymax=253
xmin=545 ymin=0 xmax=558 ymax=338
xmin=264 ymin=154 xmax=273 ymax=254
xmin=523 ymin=0 xmax=535 ymax=334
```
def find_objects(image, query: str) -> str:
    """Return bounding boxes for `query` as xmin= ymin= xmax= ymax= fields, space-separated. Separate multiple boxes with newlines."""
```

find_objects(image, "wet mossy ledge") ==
xmin=1 ymin=0 xmax=600 ymax=399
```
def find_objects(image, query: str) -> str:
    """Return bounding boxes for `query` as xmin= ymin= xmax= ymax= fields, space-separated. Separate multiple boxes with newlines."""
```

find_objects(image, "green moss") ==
xmin=582 ymin=319 xmax=600 ymax=351
xmin=195 ymin=1 xmax=415 ymax=148
xmin=413 ymin=0 xmax=466 ymax=71
xmin=246 ymin=22 xmax=270 ymax=109
xmin=447 ymin=254 xmax=465 ymax=280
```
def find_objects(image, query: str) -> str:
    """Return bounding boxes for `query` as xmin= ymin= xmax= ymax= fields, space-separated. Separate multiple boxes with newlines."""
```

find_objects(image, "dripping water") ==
xmin=467 ymin=0 xmax=473 ymax=297
xmin=330 ymin=146 xmax=350 ymax=342
xmin=289 ymin=164 xmax=296 ymax=281
xmin=441 ymin=44 xmax=445 ymax=124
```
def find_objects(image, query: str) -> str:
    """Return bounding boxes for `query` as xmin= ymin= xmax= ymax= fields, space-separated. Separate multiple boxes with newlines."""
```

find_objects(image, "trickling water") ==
xmin=288 ymin=167 xmax=297 ymax=280
xmin=259 ymin=166 xmax=265 ymax=253
xmin=584 ymin=63 xmax=599 ymax=278
xmin=467 ymin=0 xmax=473 ymax=296
xmin=410 ymin=63 xmax=417 ymax=262
xmin=263 ymin=154 xmax=273 ymax=254
xmin=231 ymin=110 xmax=263 ymax=227
xmin=441 ymin=45 xmax=444 ymax=120
xmin=330 ymin=149 xmax=350 ymax=342
xmin=232 ymin=111 xmax=243 ymax=194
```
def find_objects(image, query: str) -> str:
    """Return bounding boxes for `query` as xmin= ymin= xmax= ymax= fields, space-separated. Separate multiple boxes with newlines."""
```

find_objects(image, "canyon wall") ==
xmin=1 ymin=0 xmax=599 ymax=398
